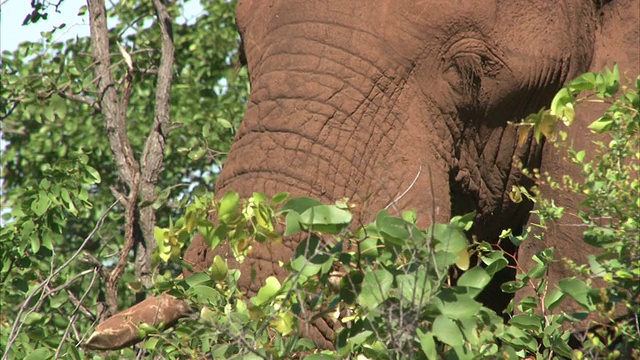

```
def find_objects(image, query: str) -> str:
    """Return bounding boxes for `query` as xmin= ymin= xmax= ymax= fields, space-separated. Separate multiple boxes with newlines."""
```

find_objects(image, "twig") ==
xmin=105 ymin=187 xmax=137 ymax=314
xmin=3 ymin=199 xmax=118 ymax=359
xmin=384 ymin=164 xmax=423 ymax=210
xmin=55 ymin=268 xmax=100 ymax=359
xmin=67 ymin=289 xmax=97 ymax=322
xmin=56 ymin=90 xmax=101 ymax=110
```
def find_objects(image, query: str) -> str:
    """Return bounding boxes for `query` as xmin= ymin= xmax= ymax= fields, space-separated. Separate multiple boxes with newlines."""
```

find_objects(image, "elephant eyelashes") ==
xmin=443 ymin=41 xmax=503 ymax=105
xmin=449 ymin=55 xmax=484 ymax=97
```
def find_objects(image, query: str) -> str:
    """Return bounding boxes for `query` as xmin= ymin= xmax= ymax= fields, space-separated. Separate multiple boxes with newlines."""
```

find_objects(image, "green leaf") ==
xmin=51 ymin=94 xmax=68 ymax=120
xmin=280 ymin=197 xmax=323 ymax=214
xmin=527 ymin=263 xmax=547 ymax=279
xmin=432 ymin=251 xmax=459 ymax=270
xmin=210 ymin=255 xmax=228 ymax=281
xmin=551 ymin=337 xmax=574 ymax=358
xmin=270 ymin=311 xmax=295 ymax=335
xmin=210 ymin=344 xmax=229 ymax=358
xmin=457 ymin=266 xmax=491 ymax=294
xmin=587 ymin=255 xmax=606 ymax=277
xmin=550 ymin=87 xmax=575 ymax=125
xmin=545 ymin=288 xmax=565 ymax=310
xmin=143 ymin=337 xmax=160 ymax=350
xmin=188 ymin=147 xmax=206 ymax=161
xmin=417 ymin=329 xmax=438 ymax=360
xmin=347 ymin=330 xmax=373 ymax=346
xmin=339 ymin=271 xmax=364 ymax=304
xmin=84 ymin=165 xmax=101 ymax=183
xmin=290 ymin=252 xmax=331 ymax=277
xmin=305 ymin=354 xmax=336 ymax=360
xmin=558 ymin=278 xmax=593 ymax=310
xmin=271 ymin=192 xmax=290 ymax=204
xmin=358 ymin=268 xmax=393 ymax=309
xmin=358 ymin=236 xmax=379 ymax=259
xmin=397 ymin=270 xmax=431 ymax=303
xmin=42 ymin=106 xmax=55 ymax=122
xmin=430 ymin=223 xmax=468 ymax=254
xmin=501 ymin=326 xmax=538 ymax=351
xmin=401 ymin=209 xmax=417 ymax=224
xmin=217 ymin=118 xmax=233 ymax=129
xmin=188 ymin=285 xmax=218 ymax=303
xmin=49 ymin=292 xmax=68 ymax=309
xmin=30 ymin=234 xmax=41 ymax=254
xmin=433 ymin=315 xmax=464 ymax=346
xmin=567 ymin=72 xmax=598 ymax=92
xmin=433 ymin=288 xmax=482 ymax=319
xmin=24 ymin=347 xmax=51 ymax=360
xmin=254 ymin=276 xmax=281 ymax=306
xmin=31 ymin=195 xmax=51 ymax=217
xmin=588 ymin=116 xmax=614 ymax=134
xmin=284 ymin=211 xmax=302 ymax=236
xmin=218 ymin=191 xmax=240 ymax=223
xmin=450 ymin=211 xmax=475 ymax=231
xmin=376 ymin=210 xmax=411 ymax=246
xmin=500 ymin=280 xmax=524 ymax=293
xmin=601 ymin=63 xmax=620 ymax=97
xmin=299 ymin=205 xmax=352 ymax=234
xmin=12 ymin=278 xmax=29 ymax=293
xmin=509 ymin=314 xmax=543 ymax=331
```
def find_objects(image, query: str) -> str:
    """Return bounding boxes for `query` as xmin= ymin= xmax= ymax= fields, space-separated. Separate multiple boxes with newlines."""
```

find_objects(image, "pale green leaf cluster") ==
xmin=1 ymin=0 xmax=247 ymax=358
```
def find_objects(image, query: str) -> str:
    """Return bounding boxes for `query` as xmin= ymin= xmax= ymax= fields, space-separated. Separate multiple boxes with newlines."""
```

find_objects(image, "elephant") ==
xmin=86 ymin=0 xmax=639 ymax=351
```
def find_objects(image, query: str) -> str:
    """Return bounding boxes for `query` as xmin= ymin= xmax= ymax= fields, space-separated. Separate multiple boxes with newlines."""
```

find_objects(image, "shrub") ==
xmin=141 ymin=66 xmax=638 ymax=359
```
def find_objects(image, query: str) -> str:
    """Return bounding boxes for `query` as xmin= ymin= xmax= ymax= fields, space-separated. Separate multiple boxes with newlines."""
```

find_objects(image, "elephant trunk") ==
xmin=207 ymin=58 xmax=454 ymax=277
xmin=186 ymin=33 xmax=454 ymax=348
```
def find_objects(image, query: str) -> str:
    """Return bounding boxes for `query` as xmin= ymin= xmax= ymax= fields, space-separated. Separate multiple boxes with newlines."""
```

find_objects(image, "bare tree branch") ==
xmin=87 ymin=0 xmax=139 ymax=189
xmin=56 ymin=90 xmax=101 ymax=110
xmin=105 ymin=185 xmax=138 ymax=312
xmin=135 ymin=0 xmax=176 ymax=288
xmin=54 ymin=269 xmax=100 ymax=359
xmin=88 ymin=0 xmax=142 ymax=317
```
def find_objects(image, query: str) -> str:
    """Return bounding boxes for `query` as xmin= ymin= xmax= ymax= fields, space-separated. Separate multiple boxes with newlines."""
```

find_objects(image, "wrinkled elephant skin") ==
xmin=90 ymin=0 xmax=639 ymax=350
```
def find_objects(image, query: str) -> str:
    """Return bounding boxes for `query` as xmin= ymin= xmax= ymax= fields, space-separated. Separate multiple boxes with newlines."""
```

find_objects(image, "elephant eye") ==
xmin=443 ymin=40 xmax=504 ymax=103
xmin=446 ymin=54 xmax=483 ymax=97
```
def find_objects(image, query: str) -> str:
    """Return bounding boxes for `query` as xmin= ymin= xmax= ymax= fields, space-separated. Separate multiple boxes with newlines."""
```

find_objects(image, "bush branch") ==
xmin=2 ymin=200 xmax=118 ymax=359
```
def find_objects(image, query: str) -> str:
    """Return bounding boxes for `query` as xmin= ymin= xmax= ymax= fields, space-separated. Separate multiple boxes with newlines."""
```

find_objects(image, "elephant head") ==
xmin=184 ymin=0 xmax=638 ymax=347
xmin=88 ymin=0 xmax=639 ymax=351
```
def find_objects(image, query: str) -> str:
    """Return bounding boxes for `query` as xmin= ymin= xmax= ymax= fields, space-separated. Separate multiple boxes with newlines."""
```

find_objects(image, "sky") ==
xmin=1 ymin=0 xmax=90 ymax=53
xmin=0 ymin=0 xmax=204 ymax=53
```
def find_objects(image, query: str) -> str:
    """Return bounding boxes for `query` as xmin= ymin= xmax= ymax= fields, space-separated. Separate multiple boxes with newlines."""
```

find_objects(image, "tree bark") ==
xmin=87 ymin=0 xmax=174 ymax=316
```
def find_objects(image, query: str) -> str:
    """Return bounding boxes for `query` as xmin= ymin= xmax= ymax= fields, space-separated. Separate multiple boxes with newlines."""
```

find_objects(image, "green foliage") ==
xmin=555 ymin=67 xmax=639 ymax=358
xmin=515 ymin=65 xmax=640 ymax=358
xmin=2 ymin=0 xmax=637 ymax=357
xmin=139 ymin=189 xmax=572 ymax=359
xmin=133 ymin=67 xmax=639 ymax=359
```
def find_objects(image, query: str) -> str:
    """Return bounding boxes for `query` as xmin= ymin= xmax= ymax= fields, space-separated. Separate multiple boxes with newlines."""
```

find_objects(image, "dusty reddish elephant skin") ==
xmin=88 ymin=0 xmax=639 ymax=351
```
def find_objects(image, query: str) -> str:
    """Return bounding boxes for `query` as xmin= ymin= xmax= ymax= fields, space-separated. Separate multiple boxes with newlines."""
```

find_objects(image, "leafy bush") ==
xmin=137 ymin=67 xmax=638 ymax=359
xmin=1 ymin=1 xmax=636 ymax=355
xmin=1 ymin=0 xmax=246 ymax=358
xmin=516 ymin=65 xmax=639 ymax=358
